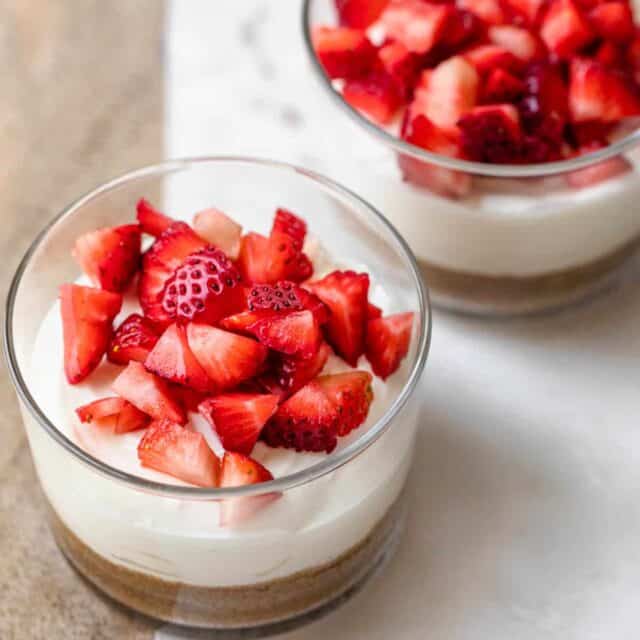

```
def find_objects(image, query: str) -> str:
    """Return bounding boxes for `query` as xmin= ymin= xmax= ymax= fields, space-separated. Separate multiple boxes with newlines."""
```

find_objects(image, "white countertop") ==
xmin=161 ymin=2 xmax=640 ymax=638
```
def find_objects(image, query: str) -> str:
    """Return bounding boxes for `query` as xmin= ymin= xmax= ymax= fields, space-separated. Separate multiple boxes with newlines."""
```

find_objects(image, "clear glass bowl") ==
xmin=4 ymin=157 xmax=430 ymax=631
xmin=302 ymin=0 xmax=640 ymax=316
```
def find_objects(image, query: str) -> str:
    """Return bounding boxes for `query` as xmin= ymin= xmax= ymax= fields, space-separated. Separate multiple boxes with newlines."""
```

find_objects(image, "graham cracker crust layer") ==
xmin=420 ymin=234 xmax=640 ymax=315
xmin=48 ymin=498 xmax=403 ymax=629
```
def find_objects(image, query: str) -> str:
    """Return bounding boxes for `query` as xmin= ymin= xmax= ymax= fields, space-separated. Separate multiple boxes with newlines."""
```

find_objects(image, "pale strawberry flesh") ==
xmin=75 ymin=397 xmax=150 ymax=434
xmin=108 ymin=313 xmax=160 ymax=365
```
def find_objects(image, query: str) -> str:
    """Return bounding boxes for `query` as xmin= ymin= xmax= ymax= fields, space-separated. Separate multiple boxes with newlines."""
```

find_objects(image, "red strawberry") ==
xmin=60 ymin=284 xmax=122 ymax=384
xmin=539 ymin=0 xmax=594 ymax=58
xmin=440 ymin=9 xmax=484 ymax=52
xmin=246 ymin=281 xmax=305 ymax=313
xmin=136 ymin=198 xmax=174 ymax=237
xmin=565 ymin=142 xmax=631 ymax=188
xmin=271 ymin=209 xmax=307 ymax=251
xmin=112 ymin=361 xmax=186 ymax=424
xmin=139 ymin=222 xmax=207 ymax=325
xmin=482 ymin=68 xmax=527 ymax=103
xmin=588 ymin=2 xmax=634 ymax=43
xmin=502 ymin=0 xmax=546 ymax=25
xmin=250 ymin=310 xmax=322 ymax=358
xmin=368 ymin=302 xmax=383 ymax=320
xmin=488 ymin=25 xmax=544 ymax=61
xmin=186 ymin=324 xmax=268 ymax=392
xmin=138 ymin=418 xmax=220 ymax=487
xmin=265 ymin=231 xmax=314 ymax=284
xmin=193 ymin=208 xmax=242 ymax=259
xmin=568 ymin=58 xmax=640 ymax=122
xmin=305 ymin=270 xmax=369 ymax=366
xmin=72 ymin=224 xmax=141 ymax=293
xmin=160 ymin=247 xmax=244 ymax=325
xmin=144 ymin=323 xmax=212 ymax=392
xmin=366 ymin=312 xmax=414 ymax=379
xmin=312 ymin=26 xmax=377 ymax=79
xmin=463 ymin=44 xmax=521 ymax=75
xmin=570 ymin=120 xmax=615 ymax=146
xmin=343 ymin=72 xmax=404 ymax=125
xmin=75 ymin=397 xmax=150 ymax=434
xmin=172 ymin=385 xmax=209 ymax=413
xmin=522 ymin=62 xmax=569 ymax=120
xmin=262 ymin=381 xmax=339 ymax=453
xmin=377 ymin=41 xmax=421 ymax=100
xmin=594 ymin=40 xmax=626 ymax=68
xmin=317 ymin=371 xmax=373 ymax=436
xmin=198 ymin=393 xmax=279 ymax=455
xmin=237 ymin=232 xmax=270 ymax=283
xmin=458 ymin=0 xmax=506 ymax=24
xmin=335 ymin=0 xmax=390 ymax=28
xmin=108 ymin=313 xmax=160 ymax=365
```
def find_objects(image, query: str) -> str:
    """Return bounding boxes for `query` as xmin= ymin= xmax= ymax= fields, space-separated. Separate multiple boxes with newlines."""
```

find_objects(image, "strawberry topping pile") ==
xmin=60 ymin=199 xmax=415 ymax=522
xmin=312 ymin=0 xmax=640 ymax=194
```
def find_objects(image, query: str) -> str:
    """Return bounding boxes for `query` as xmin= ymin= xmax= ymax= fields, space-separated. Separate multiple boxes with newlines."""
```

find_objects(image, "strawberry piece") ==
xmin=463 ymin=44 xmax=521 ymax=75
xmin=219 ymin=452 xmax=276 ymax=526
xmin=588 ymin=2 xmax=634 ymax=43
xmin=368 ymin=302 xmax=383 ymax=320
xmin=75 ymin=397 xmax=150 ymax=434
xmin=296 ymin=287 xmax=331 ymax=325
xmin=112 ymin=361 xmax=186 ymax=424
xmin=379 ymin=0 xmax=452 ymax=53
xmin=198 ymin=393 xmax=279 ymax=455
xmin=570 ymin=120 xmax=615 ymax=146
xmin=265 ymin=231 xmax=314 ymax=284
xmin=594 ymin=40 xmax=626 ymax=68
xmin=312 ymin=26 xmax=377 ymax=79
xmin=193 ymin=208 xmax=242 ymax=259
xmin=139 ymin=222 xmax=207 ymax=326
xmin=366 ymin=312 xmax=414 ymax=379
xmin=335 ymin=0 xmax=390 ymax=28
xmin=250 ymin=310 xmax=322 ymax=358
xmin=108 ymin=313 xmax=160 ymax=365
xmin=568 ymin=58 xmax=640 ymax=122
xmin=343 ymin=72 xmax=404 ymax=124
xmin=172 ymin=385 xmax=209 ymax=413
xmin=237 ymin=232 xmax=270 ymax=283
xmin=186 ymin=324 xmax=268 ymax=392
xmin=246 ymin=281 xmax=305 ymax=312
xmin=305 ymin=270 xmax=369 ymax=366
xmin=136 ymin=198 xmax=174 ymax=237
xmin=160 ymin=247 xmax=244 ymax=325
xmin=60 ymin=284 xmax=122 ymax=384
xmin=262 ymin=381 xmax=339 ymax=453
xmin=378 ymin=42 xmax=422 ymax=100
xmin=138 ymin=418 xmax=220 ymax=487
xmin=488 ymin=25 xmax=544 ymax=61
xmin=502 ymin=0 xmax=546 ymax=25
xmin=440 ymin=9 xmax=484 ymax=53
xmin=459 ymin=0 xmax=506 ymax=24
xmin=317 ymin=371 xmax=373 ymax=436
xmin=565 ymin=142 xmax=632 ymax=188
xmin=271 ymin=209 xmax=307 ymax=251
xmin=482 ymin=68 xmax=527 ymax=103
xmin=72 ymin=224 xmax=141 ymax=293
xmin=523 ymin=62 xmax=569 ymax=119
xmin=539 ymin=0 xmax=594 ymax=58
xmin=144 ymin=323 xmax=212 ymax=392
xmin=628 ymin=31 xmax=640 ymax=78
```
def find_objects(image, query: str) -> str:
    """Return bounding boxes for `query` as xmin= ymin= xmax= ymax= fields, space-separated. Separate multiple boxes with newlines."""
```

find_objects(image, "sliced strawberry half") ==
xmin=539 ymin=0 xmax=594 ymax=58
xmin=193 ymin=208 xmax=243 ymax=259
xmin=251 ymin=310 xmax=322 ymax=359
xmin=136 ymin=198 xmax=174 ymax=237
xmin=335 ymin=0 xmax=390 ymax=28
xmin=72 ymin=224 xmax=141 ymax=293
xmin=75 ymin=397 xmax=150 ymax=434
xmin=60 ymin=284 xmax=122 ymax=384
xmin=144 ymin=323 xmax=212 ymax=392
xmin=312 ymin=26 xmax=377 ymax=79
xmin=305 ymin=270 xmax=370 ymax=366
xmin=366 ymin=312 xmax=414 ymax=379
xmin=198 ymin=393 xmax=279 ymax=455
xmin=108 ymin=313 xmax=160 ymax=365
xmin=237 ymin=232 xmax=270 ymax=283
xmin=262 ymin=380 xmax=339 ymax=453
xmin=271 ymin=209 xmax=307 ymax=251
xmin=588 ymin=2 xmax=634 ymax=43
xmin=138 ymin=418 xmax=220 ymax=487
xmin=112 ymin=361 xmax=186 ymax=424
xmin=186 ymin=324 xmax=268 ymax=392
xmin=265 ymin=231 xmax=314 ymax=284
xmin=317 ymin=371 xmax=374 ymax=436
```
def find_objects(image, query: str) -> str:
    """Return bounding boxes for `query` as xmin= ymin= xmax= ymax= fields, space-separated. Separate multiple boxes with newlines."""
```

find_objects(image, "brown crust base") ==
xmin=420 ymin=234 xmax=640 ymax=315
xmin=48 ymin=498 xmax=403 ymax=629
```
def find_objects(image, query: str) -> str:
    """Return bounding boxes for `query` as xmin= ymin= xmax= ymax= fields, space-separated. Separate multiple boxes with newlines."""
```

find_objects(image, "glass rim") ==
xmin=301 ymin=0 xmax=640 ymax=179
xmin=4 ymin=155 xmax=432 ymax=501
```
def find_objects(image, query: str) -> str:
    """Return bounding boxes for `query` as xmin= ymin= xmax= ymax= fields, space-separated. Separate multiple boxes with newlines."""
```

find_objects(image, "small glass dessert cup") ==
xmin=4 ymin=158 xmax=430 ymax=631
xmin=302 ymin=0 xmax=640 ymax=315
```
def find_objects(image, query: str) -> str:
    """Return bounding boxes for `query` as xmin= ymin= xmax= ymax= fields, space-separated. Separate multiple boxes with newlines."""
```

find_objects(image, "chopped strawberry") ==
xmin=250 ymin=310 xmax=322 ymax=358
xmin=367 ymin=302 xmax=383 ymax=320
xmin=136 ymin=198 xmax=174 ymax=237
xmin=244 ymin=282 xmax=330 ymax=325
xmin=565 ymin=142 xmax=632 ymax=187
xmin=343 ymin=72 xmax=404 ymax=124
xmin=186 ymin=324 xmax=268 ymax=392
xmin=458 ymin=0 xmax=506 ymax=25
xmin=441 ymin=9 xmax=484 ymax=53
xmin=366 ymin=312 xmax=414 ymax=379
xmin=296 ymin=287 xmax=331 ymax=325
xmin=237 ymin=232 xmax=270 ymax=283
xmin=522 ymin=61 xmax=569 ymax=119
xmin=628 ymin=31 xmax=640 ymax=77
xmin=198 ymin=393 xmax=279 ymax=455
xmin=60 ymin=284 xmax=122 ymax=384
xmin=139 ymin=222 xmax=207 ymax=326
xmin=588 ymin=2 xmax=634 ymax=43
xmin=112 ymin=361 xmax=186 ymax=424
xmin=144 ymin=323 xmax=212 ymax=392
xmin=172 ymin=385 xmax=209 ymax=413
xmin=482 ymin=68 xmax=527 ymax=103
xmin=312 ymin=26 xmax=377 ymax=79
xmin=305 ymin=270 xmax=369 ymax=366
xmin=488 ymin=25 xmax=544 ymax=61
xmin=377 ymin=41 xmax=422 ymax=99
xmin=379 ymin=0 xmax=452 ymax=54
xmin=570 ymin=120 xmax=615 ymax=146
xmin=594 ymin=40 xmax=626 ymax=68
xmin=138 ymin=418 xmax=220 ymax=487
xmin=568 ymin=58 xmax=640 ymax=122
xmin=265 ymin=231 xmax=314 ymax=284
xmin=160 ymin=247 xmax=244 ymax=325
xmin=463 ymin=44 xmax=521 ymax=75
xmin=108 ymin=313 xmax=160 ymax=365
xmin=316 ymin=371 xmax=373 ymax=436
xmin=502 ymin=0 xmax=546 ymax=25
xmin=271 ymin=209 xmax=307 ymax=251
xmin=192 ymin=208 xmax=242 ymax=259
xmin=539 ymin=0 xmax=594 ymax=57
xmin=262 ymin=381 xmax=339 ymax=453
xmin=75 ymin=397 xmax=150 ymax=434
xmin=72 ymin=224 xmax=141 ymax=293
xmin=335 ymin=0 xmax=390 ymax=28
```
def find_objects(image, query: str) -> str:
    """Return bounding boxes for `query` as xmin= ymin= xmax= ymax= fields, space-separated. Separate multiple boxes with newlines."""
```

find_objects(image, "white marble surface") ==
xmin=164 ymin=2 xmax=640 ymax=638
